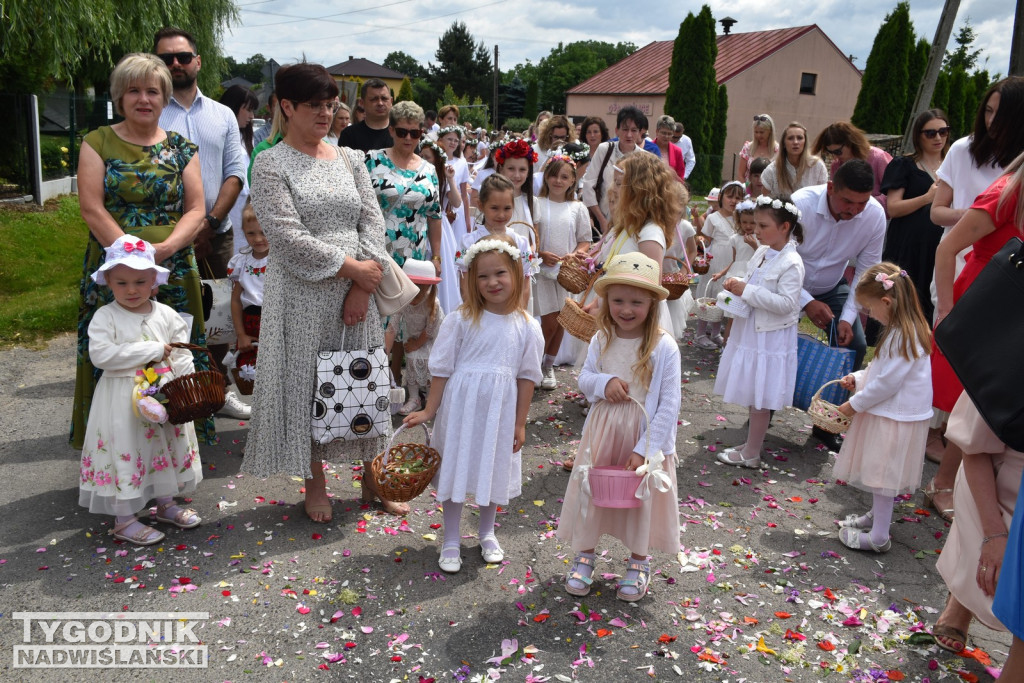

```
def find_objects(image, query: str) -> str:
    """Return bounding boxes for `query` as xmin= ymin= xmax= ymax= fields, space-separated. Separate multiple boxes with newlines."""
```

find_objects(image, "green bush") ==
xmin=501 ymin=117 xmax=531 ymax=134
xmin=40 ymin=136 xmax=71 ymax=181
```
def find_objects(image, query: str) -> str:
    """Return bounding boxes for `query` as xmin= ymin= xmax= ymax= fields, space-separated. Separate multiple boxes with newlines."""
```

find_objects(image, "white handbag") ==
xmin=201 ymin=275 xmax=236 ymax=345
xmin=310 ymin=329 xmax=392 ymax=445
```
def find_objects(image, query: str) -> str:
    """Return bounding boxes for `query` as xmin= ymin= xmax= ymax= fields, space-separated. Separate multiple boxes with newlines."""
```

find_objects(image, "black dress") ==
xmin=880 ymin=155 xmax=943 ymax=321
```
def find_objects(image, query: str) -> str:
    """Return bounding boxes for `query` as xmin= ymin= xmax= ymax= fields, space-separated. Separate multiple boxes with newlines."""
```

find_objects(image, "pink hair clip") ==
xmin=875 ymin=272 xmax=895 ymax=290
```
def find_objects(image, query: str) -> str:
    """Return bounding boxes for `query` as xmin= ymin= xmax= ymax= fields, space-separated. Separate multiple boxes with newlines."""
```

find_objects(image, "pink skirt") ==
xmin=556 ymin=399 xmax=680 ymax=556
xmin=832 ymin=413 xmax=928 ymax=496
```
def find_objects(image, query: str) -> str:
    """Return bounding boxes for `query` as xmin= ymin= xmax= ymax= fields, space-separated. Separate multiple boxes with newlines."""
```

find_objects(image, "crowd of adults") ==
xmin=69 ymin=30 xmax=1024 ymax=672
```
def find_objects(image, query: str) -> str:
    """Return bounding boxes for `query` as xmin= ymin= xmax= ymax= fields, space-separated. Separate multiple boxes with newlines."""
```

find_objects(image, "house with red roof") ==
xmin=566 ymin=24 xmax=862 ymax=182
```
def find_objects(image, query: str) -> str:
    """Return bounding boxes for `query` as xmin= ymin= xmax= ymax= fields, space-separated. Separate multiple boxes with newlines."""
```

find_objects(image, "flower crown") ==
xmin=488 ymin=136 xmax=511 ymax=152
xmin=754 ymin=195 xmax=802 ymax=221
xmin=545 ymin=153 xmax=576 ymax=169
xmin=735 ymin=199 xmax=756 ymax=213
xmin=437 ymin=125 xmax=463 ymax=138
xmin=494 ymin=138 xmax=538 ymax=166
xmin=551 ymin=143 xmax=589 ymax=165
xmin=417 ymin=139 xmax=448 ymax=162
xmin=455 ymin=239 xmax=521 ymax=271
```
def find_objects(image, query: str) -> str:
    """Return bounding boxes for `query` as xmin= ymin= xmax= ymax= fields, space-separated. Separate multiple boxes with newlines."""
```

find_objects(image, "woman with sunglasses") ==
xmin=364 ymin=100 xmax=442 ymax=271
xmin=247 ymin=63 xmax=401 ymax=520
xmin=736 ymin=114 xmax=778 ymax=185
xmin=878 ymin=109 xmax=950 ymax=323
xmin=533 ymin=114 xmax=577 ymax=170
xmin=811 ymin=121 xmax=892 ymax=211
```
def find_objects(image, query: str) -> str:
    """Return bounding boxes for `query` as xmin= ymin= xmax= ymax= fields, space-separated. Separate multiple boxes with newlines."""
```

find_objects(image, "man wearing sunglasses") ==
xmin=336 ymin=78 xmax=394 ymax=152
xmin=154 ymin=26 xmax=251 ymax=419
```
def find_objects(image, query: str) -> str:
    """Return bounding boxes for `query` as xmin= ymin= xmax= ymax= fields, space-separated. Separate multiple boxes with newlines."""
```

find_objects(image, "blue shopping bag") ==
xmin=793 ymin=322 xmax=855 ymax=411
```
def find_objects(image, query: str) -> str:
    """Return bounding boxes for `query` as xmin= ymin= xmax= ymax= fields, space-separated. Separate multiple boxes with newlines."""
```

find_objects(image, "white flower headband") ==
xmin=488 ymin=136 xmax=511 ymax=151
xmin=417 ymin=139 xmax=448 ymax=162
xmin=754 ymin=195 xmax=802 ymax=221
xmin=455 ymin=239 xmax=521 ymax=272
xmin=736 ymin=199 xmax=756 ymax=212
xmin=437 ymin=125 xmax=463 ymax=138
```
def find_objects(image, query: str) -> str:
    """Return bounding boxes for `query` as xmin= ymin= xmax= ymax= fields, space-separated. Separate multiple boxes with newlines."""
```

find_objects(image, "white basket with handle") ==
xmin=695 ymin=278 xmax=724 ymax=323
xmin=808 ymin=379 xmax=852 ymax=434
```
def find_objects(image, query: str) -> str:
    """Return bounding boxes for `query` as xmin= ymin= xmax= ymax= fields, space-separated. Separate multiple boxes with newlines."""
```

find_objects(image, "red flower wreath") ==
xmin=494 ymin=138 xmax=538 ymax=166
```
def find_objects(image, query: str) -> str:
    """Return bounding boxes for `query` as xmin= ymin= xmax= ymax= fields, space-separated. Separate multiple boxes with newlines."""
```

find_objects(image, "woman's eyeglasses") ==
xmin=922 ymin=127 xmax=951 ymax=139
xmin=393 ymin=126 xmax=422 ymax=139
xmin=293 ymin=100 xmax=340 ymax=114
xmin=825 ymin=145 xmax=844 ymax=156
xmin=157 ymin=52 xmax=196 ymax=66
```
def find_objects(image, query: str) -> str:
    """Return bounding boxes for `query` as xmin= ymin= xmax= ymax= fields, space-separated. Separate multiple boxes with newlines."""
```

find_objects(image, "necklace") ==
xmin=917 ymin=156 xmax=941 ymax=180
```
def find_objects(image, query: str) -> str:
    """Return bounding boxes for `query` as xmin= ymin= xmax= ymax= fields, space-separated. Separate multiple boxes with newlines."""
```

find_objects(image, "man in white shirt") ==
xmin=793 ymin=160 xmax=885 ymax=448
xmin=672 ymin=122 xmax=696 ymax=181
xmin=155 ymin=26 xmax=250 ymax=420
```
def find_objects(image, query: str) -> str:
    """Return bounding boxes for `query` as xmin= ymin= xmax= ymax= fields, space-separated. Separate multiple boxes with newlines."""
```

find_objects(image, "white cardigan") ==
xmin=578 ymin=331 xmax=681 ymax=457
xmin=849 ymin=333 xmax=932 ymax=421
xmin=738 ymin=242 xmax=805 ymax=332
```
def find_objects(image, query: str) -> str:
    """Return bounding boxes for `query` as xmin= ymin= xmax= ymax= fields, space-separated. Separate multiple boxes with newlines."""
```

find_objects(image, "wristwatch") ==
xmin=205 ymin=214 xmax=222 ymax=231
xmin=431 ymin=255 xmax=442 ymax=264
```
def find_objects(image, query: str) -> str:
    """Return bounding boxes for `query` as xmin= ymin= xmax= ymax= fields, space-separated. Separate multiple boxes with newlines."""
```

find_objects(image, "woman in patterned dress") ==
xmin=72 ymin=53 xmax=210 ymax=449
xmin=246 ymin=63 xmax=402 ymax=520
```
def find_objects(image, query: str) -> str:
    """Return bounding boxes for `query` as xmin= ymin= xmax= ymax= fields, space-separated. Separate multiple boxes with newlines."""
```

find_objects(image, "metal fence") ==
xmin=1 ymin=90 xmax=113 ymax=202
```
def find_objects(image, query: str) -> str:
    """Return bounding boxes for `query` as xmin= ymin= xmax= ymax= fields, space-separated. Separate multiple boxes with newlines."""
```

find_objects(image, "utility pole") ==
xmin=1011 ymin=0 xmax=1024 ymax=76
xmin=901 ymin=0 xmax=961 ymax=154
xmin=493 ymin=45 xmax=500 ymax=129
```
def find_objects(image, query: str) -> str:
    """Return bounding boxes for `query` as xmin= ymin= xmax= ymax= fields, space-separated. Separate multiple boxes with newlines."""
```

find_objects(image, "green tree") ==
xmin=528 ymin=41 xmax=637 ymax=113
xmin=903 ymin=38 xmax=930 ymax=131
xmin=429 ymin=22 xmax=492 ymax=105
xmin=664 ymin=5 xmax=719 ymax=192
xmin=524 ymin=79 xmax=539 ymax=121
xmin=0 ymin=0 xmax=237 ymax=94
xmin=851 ymin=2 xmax=915 ymax=134
xmin=946 ymin=67 xmax=969 ymax=138
xmin=931 ymin=70 xmax=950 ymax=114
xmin=944 ymin=20 xmax=982 ymax=72
xmin=383 ymin=51 xmax=427 ymax=80
xmin=708 ymin=84 xmax=728 ymax=189
xmin=498 ymin=76 xmax=527 ymax=123
xmin=396 ymin=77 xmax=414 ymax=103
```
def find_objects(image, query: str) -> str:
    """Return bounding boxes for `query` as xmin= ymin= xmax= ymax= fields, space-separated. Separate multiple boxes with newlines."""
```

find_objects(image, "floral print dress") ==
xmin=79 ymin=301 xmax=202 ymax=516
xmin=364 ymin=150 xmax=441 ymax=266
xmin=72 ymin=127 xmax=214 ymax=448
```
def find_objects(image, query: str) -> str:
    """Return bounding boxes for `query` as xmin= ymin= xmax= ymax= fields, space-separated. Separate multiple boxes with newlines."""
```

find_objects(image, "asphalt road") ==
xmin=0 ymin=332 xmax=1008 ymax=682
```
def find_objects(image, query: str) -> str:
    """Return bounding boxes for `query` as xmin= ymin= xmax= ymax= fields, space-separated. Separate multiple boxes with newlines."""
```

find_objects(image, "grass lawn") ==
xmin=0 ymin=195 xmax=85 ymax=346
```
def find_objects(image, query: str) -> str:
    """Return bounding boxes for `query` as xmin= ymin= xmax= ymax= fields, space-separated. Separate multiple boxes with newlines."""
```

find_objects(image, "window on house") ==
xmin=800 ymin=72 xmax=817 ymax=95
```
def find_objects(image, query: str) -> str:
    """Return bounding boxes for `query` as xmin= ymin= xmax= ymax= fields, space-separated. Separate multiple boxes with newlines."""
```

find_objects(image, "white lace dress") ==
xmin=429 ymin=309 xmax=544 ymax=505
xmin=79 ymin=302 xmax=201 ymax=515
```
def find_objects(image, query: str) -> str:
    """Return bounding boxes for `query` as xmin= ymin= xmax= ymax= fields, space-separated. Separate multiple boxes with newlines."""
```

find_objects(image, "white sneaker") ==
xmin=711 ymin=334 xmax=725 ymax=347
xmin=219 ymin=390 xmax=252 ymax=419
xmin=398 ymin=396 xmax=422 ymax=415
xmin=540 ymin=366 xmax=557 ymax=390
xmin=694 ymin=335 xmax=718 ymax=350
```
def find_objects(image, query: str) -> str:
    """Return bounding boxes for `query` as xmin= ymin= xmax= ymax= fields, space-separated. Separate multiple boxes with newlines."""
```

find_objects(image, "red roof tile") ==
xmin=569 ymin=25 xmax=834 ymax=95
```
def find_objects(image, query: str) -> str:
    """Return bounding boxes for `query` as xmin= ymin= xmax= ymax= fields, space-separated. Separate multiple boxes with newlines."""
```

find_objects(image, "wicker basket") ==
xmin=692 ymin=261 xmax=711 ymax=275
xmin=230 ymin=367 xmax=254 ymax=395
xmin=808 ymin=379 xmax=852 ymax=434
xmin=557 ymin=252 xmax=593 ymax=294
xmin=695 ymin=278 xmax=724 ymax=323
xmin=558 ymin=270 xmax=599 ymax=341
xmin=370 ymin=423 xmax=441 ymax=503
xmin=162 ymin=343 xmax=227 ymax=424
xmin=661 ymin=256 xmax=692 ymax=301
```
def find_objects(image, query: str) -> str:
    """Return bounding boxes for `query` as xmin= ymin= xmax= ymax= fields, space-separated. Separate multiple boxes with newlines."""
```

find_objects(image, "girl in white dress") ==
xmin=405 ymin=236 xmax=544 ymax=573
xmin=832 ymin=263 xmax=933 ymax=553
xmin=79 ymin=236 xmax=203 ymax=546
xmin=695 ymin=180 xmax=744 ymax=348
xmin=714 ymin=196 xmax=805 ymax=469
xmin=494 ymin=138 xmax=537 ymax=252
xmin=437 ymin=126 xmax=472 ymax=234
xmin=710 ymin=199 xmax=758 ymax=342
xmin=385 ymin=259 xmax=443 ymax=415
xmin=533 ymin=156 xmax=592 ymax=390
xmin=557 ymin=253 xmax=681 ymax=603
xmin=418 ymin=139 xmax=462 ymax=314
xmin=228 ymin=201 xmax=268 ymax=384
xmin=663 ymin=218 xmax=698 ymax=340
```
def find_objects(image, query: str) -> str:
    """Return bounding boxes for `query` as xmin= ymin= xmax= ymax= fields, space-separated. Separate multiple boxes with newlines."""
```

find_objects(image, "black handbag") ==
xmin=934 ymin=236 xmax=1024 ymax=451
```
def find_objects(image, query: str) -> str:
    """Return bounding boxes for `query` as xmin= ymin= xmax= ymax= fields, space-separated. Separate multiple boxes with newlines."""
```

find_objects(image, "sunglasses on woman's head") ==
xmin=753 ymin=115 xmax=770 ymax=122
xmin=922 ymin=127 xmax=951 ymax=139
xmin=157 ymin=52 xmax=196 ymax=66
xmin=393 ymin=126 xmax=422 ymax=139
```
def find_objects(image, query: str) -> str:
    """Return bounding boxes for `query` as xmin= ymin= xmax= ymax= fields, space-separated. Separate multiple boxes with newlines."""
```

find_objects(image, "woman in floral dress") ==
xmin=72 ymin=53 xmax=210 ymax=449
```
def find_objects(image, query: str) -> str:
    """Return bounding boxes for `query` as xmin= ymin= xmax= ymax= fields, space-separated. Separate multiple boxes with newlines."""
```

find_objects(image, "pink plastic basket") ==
xmin=589 ymin=466 xmax=643 ymax=508
xmin=584 ymin=396 xmax=653 ymax=509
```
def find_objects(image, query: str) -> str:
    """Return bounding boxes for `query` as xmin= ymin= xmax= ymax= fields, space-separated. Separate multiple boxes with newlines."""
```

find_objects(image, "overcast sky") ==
xmin=223 ymin=1 xmax=1014 ymax=80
